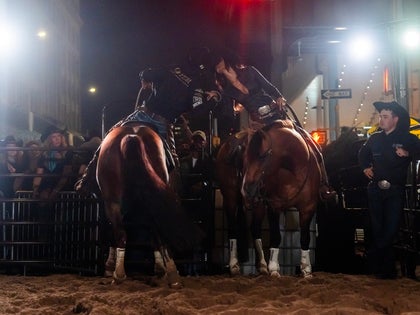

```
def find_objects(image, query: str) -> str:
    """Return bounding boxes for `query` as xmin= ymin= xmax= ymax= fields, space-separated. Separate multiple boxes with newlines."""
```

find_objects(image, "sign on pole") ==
xmin=321 ymin=89 xmax=352 ymax=99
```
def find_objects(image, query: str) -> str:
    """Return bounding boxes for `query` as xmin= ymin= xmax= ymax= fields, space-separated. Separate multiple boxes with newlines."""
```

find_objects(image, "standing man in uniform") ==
xmin=359 ymin=101 xmax=420 ymax=279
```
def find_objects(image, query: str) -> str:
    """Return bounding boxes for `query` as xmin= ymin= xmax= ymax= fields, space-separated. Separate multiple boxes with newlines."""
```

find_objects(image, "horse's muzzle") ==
xmin=241 ymin=181 xmax=263 ymax=205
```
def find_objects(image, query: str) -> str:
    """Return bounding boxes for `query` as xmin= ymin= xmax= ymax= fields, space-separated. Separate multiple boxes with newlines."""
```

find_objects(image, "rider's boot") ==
xmin=319 ymin=168 xmax=337 ymax=202
xmin=300 ymin=127 xmax=336 ymax=202
xmin=75 ymin=120 xmax=126 ymax=196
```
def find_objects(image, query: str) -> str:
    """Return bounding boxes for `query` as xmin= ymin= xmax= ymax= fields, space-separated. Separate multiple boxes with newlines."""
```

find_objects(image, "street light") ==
xmin=0 ymin=23 xmax=21 ymax=58
xmin=402 ymin=28 xmax=420 ymax=49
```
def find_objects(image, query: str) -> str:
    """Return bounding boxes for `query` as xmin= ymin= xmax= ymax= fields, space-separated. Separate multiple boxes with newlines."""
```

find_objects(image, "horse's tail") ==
xmin=120 ymin=135 xmax=203 ymax=252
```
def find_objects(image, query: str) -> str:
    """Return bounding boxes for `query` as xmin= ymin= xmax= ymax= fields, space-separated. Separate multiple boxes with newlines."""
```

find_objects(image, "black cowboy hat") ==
xmin=40 ymin=126 xmax=66 ymax=142
xmin=0 ymin=135 xmax=23 ymax=147
xmin=373 ymin=101 xmax=410 ymax=132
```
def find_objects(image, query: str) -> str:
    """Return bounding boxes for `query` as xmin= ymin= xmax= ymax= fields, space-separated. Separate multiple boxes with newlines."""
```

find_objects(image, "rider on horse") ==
xmin=75 ymin=51 xmax=221 ymax=194
xmin=213 ymin=50 xmax=336 ymax=201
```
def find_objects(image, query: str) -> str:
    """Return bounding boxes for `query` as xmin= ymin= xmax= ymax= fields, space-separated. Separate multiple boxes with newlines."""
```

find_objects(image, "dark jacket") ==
xmin=218 ymin=66 xmax=283 ymax=113
xmin=144 ymin=65 xmax=220 ymax=123
xmin=358 ymin=130 xmax=420 ymax=186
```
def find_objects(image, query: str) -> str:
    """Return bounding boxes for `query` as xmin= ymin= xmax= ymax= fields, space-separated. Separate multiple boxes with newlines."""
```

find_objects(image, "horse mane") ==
xmin=247 ymin=129 xmax=265 ymax=161
xmin=268 ymin=119 xmax=294 ymax=130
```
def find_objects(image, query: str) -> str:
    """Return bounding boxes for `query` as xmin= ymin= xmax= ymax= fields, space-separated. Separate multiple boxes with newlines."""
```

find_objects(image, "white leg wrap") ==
xmin=154 ymin=250 xmax=166 ymax=276
xmin=113 ymin=247 xmax=127 ymax=281
xmin=268 ymin=247 xmax=280 ymax=277
xmin=254 ymin=239 xmax=268 ymax=275
xmin=160 ymin=247 xmax=182 ymax=289
xmin=104 ymin=247 xmax=116 ymax=277
xmin=229 ymin=239 xmax=240 ymax=275
xmin=300 ymin=249 xmax=312 ymax=278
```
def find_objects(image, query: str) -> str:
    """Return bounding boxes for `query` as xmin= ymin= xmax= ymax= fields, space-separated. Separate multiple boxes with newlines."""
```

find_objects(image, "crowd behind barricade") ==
xmin=0 ymin=129 xmax=102 ymax=201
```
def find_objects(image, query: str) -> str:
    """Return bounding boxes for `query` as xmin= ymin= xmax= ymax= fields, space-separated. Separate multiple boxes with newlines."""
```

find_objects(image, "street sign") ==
xmin=321 ymin=88 xmax=352 ymax=99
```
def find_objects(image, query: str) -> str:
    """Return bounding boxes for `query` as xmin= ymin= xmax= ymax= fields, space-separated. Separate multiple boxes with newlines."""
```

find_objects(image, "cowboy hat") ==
xmin=41 ymin=126 xmax=66 ymax=142
xmin=191 ymin=130 xmax=207 ymax=142
xmin=373 ymin=101 xmax=410 ymax=132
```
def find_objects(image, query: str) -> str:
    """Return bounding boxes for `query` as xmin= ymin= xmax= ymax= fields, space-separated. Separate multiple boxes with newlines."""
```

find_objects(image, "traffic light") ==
xmin=310 ymin=129 xmax=327 ymax=145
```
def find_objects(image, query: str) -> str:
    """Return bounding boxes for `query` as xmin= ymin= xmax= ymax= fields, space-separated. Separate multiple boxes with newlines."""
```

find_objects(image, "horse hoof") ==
xmin=112 ymin=271 xmax=127 ymax=284
xmin=104 ymin=270 xmax=114 ymax=277
xmin=166 ymin=271 xmax=182 ymax=288
xmin=302 ymin=272 xmax=313 ymax=279
xmin=230 ymin=264 xmax=241 ymax=276
xmin=169 ymin=281 xmax=183 ymax=290
xmin=154 ymin=265 xmax=166 ymax=278
xmin=270 ymin=271 xmax=281 ymax=278
xmin=259 ymin=267 xmax=269 ymax=275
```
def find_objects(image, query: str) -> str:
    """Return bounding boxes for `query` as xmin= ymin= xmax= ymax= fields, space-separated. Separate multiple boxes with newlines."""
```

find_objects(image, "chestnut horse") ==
xmin=97 ymin=123 xmax=202 ymax=287
xmin=215 ymin=120 xmax=320 ymax=278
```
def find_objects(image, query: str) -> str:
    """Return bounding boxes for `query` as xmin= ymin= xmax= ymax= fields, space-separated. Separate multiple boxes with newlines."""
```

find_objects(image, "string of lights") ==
xmin=302 ymin=96 xmax=310 ymax=127
xmin=349 ymin=58 xmax=382 ymax=127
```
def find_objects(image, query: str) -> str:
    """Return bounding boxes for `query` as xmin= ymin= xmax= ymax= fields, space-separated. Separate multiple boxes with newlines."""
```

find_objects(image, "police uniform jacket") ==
xmin=358 ymin=130 xmax=420 ymax=186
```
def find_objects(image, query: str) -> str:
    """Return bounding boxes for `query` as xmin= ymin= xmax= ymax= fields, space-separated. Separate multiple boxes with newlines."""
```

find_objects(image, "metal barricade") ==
xmin=395 ymin=160 xmax=420 ymax=277
xmin=0 ymin=191 xmax=103 ymax=275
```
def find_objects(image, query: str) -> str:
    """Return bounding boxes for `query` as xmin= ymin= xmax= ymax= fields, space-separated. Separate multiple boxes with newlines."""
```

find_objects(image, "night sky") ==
xmin=79 ymin=0 xmax=239 ymax=134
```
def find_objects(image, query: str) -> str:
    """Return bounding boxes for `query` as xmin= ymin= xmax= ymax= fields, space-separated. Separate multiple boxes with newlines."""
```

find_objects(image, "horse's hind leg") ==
xmin=299 ymin=211 xmax=314 ymax=278
xmin=105 ymin=247 xmax=116 ymax=277
xmin=105 ymin=201 xmax=127 ymax=282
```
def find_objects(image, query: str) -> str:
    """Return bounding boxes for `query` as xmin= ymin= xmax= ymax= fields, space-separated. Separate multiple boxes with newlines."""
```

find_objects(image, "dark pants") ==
xmin=367 ymin=182 xmax=404 ymax=276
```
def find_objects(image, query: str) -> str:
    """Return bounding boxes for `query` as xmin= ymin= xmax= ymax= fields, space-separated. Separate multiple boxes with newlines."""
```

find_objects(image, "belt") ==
xmin=142 ymin=107 xmax=168 ymax=124
xmin=250 ymin=101 xmax=279 ymax=122
xmin=370 ymin=180 xmax=396 ymax=190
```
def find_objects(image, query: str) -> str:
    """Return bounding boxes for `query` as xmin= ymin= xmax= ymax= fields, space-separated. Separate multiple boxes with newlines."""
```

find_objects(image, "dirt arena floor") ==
xmin=1 ymin=267 xmax=420 ymax=315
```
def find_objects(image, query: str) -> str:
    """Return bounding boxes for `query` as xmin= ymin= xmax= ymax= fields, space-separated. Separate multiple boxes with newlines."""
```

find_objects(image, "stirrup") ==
xmin=75 ymin=175 xmax=99 ymax=196
xmin=319 ymin=185 xmax=337 ymax=202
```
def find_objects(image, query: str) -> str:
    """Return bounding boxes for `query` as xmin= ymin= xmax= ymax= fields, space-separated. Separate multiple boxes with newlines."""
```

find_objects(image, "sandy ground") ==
xmin=1 ymin=270 xmax=420 ymax=315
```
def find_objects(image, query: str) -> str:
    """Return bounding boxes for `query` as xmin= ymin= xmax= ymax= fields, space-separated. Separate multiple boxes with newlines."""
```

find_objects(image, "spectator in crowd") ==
xmin=13 ymin=140 xmax=42 ymax=193
xmin=0 ymin=135 xmax=24 ymax=198
xmin=179 ymin=130 xmax=212 ymax=198
xmin=179 ymin=129 xmax=214 ymax=274
xmin=33 ymin=127 xmax=73 ymax=200
xmin=358 ymin=101 xmax=420 ymax=279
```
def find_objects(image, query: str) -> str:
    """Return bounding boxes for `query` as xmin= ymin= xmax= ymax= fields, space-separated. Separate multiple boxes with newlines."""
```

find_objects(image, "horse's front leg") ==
xmin=267 ymin=208 xmax=281 ymax=278
xmin=251 ymin=203 xmax=270 ymax=276
xmin=160 ymin=246 xmax=182 ymax=289
xmin=228 ymin=239 xmax=241 ymax=275
xmin=225 ymin=200 xmax=241 ymax=275
xmin=153 ymin=250 xmax=167 ymax=277
xmin=299 ymin=211 xmax=314 ymax=278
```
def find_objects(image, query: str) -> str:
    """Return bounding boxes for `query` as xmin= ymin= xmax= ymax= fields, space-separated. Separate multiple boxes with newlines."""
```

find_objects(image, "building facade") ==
xmin=0 ymin=0 xmax=81 ymax=142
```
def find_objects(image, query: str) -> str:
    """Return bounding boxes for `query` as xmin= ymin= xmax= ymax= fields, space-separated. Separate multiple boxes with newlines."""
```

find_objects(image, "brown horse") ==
xmin=97 ymin=123 xmax=202 ymax=287
xmin=215 ymin=120 xmax=320 ymax=278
